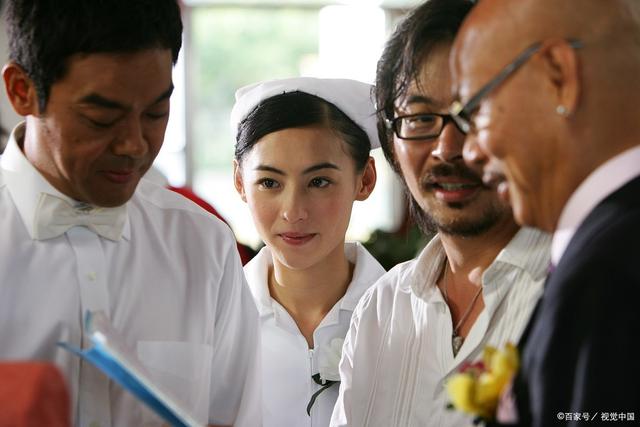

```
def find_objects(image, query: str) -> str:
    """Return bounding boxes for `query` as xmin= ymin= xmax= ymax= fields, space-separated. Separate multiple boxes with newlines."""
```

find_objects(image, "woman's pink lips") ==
xmin=279 ymin=233 xmax=316 ymax=246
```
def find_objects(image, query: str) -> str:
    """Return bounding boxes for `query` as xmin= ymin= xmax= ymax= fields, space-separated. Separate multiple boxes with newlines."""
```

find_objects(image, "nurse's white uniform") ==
xmin=245 ymin=242 xmax=385 ymax=427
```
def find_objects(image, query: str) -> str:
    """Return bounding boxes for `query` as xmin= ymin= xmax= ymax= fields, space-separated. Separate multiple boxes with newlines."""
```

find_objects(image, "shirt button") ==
xmin=87 ymin=272 xmax=97 ymax=281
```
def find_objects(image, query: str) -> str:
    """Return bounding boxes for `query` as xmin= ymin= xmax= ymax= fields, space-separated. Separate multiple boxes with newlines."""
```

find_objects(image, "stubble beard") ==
xmin=405 ymin=162 xmax=511 ymax=238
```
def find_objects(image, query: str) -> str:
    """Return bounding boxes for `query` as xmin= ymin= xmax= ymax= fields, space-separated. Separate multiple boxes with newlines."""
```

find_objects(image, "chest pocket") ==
xmin=136 ymin=341 xmax=213 ymax=425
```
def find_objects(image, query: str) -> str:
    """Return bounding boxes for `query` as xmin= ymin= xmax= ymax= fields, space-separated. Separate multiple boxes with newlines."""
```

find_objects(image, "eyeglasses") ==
xmin=449 ymin=39 xmax=583 ymax=134
xmin=385 ymin=113 xmax=464 ymax=140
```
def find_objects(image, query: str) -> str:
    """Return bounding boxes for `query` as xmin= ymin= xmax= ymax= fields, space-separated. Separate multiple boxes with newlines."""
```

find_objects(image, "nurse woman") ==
xmin=231 ymin=77 xmax=386 ymax=427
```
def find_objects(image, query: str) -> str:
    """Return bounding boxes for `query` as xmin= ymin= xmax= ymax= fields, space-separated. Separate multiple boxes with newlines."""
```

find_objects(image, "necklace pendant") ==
xmin=452 ymin=334 xmax=464 ymax=357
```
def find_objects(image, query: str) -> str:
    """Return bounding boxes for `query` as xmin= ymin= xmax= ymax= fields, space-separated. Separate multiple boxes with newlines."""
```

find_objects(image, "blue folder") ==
xmin=59 ymin=311 xmax=203 ymax=427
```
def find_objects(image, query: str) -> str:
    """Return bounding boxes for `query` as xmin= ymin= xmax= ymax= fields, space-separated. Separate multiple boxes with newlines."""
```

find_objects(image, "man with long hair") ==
xmin=330 ymin=1 xmax=550 ymax=425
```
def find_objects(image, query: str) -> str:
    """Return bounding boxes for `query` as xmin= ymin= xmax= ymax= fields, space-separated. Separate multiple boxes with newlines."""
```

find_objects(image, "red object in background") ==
xmin=168 ymin=186 xmax=255 ymax=265
xmin=0 ymin=362 xmax=70 ymax=427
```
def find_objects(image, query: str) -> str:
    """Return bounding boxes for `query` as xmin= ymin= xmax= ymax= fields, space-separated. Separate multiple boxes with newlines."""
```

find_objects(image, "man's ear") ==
xmin=541 ymin=39 xmax=580 ymax=115
xmin=355 ymin=156 xmax=377 ymax=201
xmin=2 ymin=62 xmax=40 ymax=117
xmin=233 ymin=160 xmax=247 ymax=202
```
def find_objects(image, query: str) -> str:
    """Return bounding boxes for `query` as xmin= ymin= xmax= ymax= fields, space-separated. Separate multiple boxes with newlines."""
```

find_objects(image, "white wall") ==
xmin=0 ymin=7 xmax=21 ymax=133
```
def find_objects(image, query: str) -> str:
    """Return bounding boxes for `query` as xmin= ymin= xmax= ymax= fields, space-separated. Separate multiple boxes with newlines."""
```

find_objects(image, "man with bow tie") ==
xmin=0 ymin=1 xmax=260 ymax=426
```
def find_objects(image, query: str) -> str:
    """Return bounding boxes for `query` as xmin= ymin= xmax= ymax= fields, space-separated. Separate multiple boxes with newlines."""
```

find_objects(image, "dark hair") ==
xmin=235 ymin=91 xmax=371 ymax=172
xmin=375 ymin=0 xmax=473 ymax=173
xmin=374 ymin=0 xmax=473 ymax=234
xmin=0 ymin=131 xmax=6 ymax=154
xmin=5 ymin=0 xmax=183 ymax=112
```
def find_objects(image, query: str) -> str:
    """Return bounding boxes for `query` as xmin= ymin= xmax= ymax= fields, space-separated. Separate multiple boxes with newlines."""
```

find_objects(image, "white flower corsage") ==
xmin=306 ymin=337 xmax=344 ymax=415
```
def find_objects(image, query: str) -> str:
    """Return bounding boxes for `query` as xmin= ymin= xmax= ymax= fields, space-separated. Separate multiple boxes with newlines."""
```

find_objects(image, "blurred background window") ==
xmin=157 ymin=0 xmax=423 ymax=250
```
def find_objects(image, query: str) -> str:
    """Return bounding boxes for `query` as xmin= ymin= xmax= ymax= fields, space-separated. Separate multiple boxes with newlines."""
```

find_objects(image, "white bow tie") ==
xmin=33 ymin=193 xmax=127 ymax=241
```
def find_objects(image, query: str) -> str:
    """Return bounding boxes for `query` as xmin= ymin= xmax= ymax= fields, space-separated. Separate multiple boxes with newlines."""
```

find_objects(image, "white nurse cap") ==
xmin=230 ymin=76 xmax=380 ymax=149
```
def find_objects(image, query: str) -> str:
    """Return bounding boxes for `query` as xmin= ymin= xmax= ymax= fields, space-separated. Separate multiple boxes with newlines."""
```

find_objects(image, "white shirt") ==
xmin=244 ymin=242 xmax=385 ymax=427
xmin=0 ymin=124 xmax=261 ymax=427
xmin=330 ymin=228 xmax=551 ymax=427
xmin=551 ymin=145 xmax=640 ymax=265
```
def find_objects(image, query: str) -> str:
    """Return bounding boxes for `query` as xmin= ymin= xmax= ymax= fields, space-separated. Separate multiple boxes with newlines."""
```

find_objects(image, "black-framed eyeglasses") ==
xmin=385 ymin=113 xmax=464 ymax=140
xmin=449 ymin=39 xmax=583 ymax=134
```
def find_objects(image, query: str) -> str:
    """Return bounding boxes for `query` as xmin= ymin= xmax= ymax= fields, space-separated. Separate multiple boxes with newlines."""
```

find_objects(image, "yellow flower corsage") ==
xmin=445 ymin=342 xmax=519 ymax=422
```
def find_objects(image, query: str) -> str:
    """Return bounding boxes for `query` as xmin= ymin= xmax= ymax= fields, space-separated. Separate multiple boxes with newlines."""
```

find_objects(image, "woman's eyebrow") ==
xmin=254 ymin=165 xmax=285 ymax=175
xmin=303 ymin=162 xmax=340 ymax=174
xmin=253 ymin=162 xmax=340 ymax=175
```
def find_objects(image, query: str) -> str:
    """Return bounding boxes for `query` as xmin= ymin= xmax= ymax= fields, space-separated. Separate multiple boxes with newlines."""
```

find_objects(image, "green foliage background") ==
xmin=191 ymin=8 xmax=319 ymax=170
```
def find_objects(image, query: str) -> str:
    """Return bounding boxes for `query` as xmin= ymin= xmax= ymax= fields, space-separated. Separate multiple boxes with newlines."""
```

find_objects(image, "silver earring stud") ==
xmin=556 ymin=105 xmax=569 ymax=116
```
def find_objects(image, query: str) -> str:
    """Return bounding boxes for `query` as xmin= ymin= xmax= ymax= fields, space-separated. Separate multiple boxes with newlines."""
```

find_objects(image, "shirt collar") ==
xmin=491 ymin=227 xmax=551 ymax=282
xmin=244 ymin=247 xmax=274 ymax=317
xmin=245 ymin=242 xmax=385 ymax=317
xmin=338 ymin=242 xmax=386 ymax=311
xmin=409 ymin=234 xmax=448 ymax=301
xmin=551 ymin=145 xmax=640 ymax=265
xmin=0 ymin=122 xmax=131 ymax=241
xmin=410 ymin=227 xmax=551 ymax=299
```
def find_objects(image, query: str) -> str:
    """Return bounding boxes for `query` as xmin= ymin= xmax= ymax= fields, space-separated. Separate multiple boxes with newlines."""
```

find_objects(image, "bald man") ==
xmin=450 ymin=0 xmax=640 ymax=425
